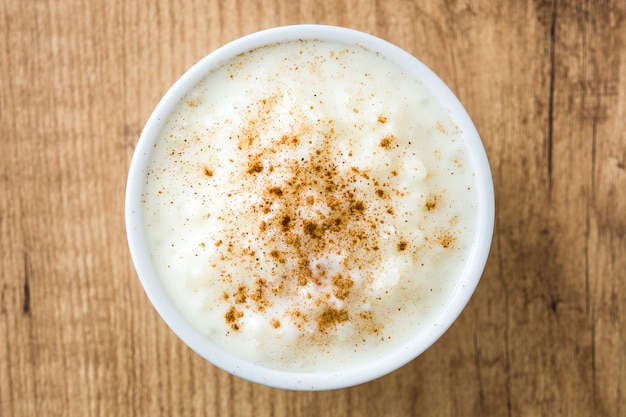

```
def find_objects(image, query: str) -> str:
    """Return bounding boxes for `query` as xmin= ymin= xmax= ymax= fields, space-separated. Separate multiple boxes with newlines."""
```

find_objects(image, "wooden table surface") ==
xmin=2 ymin=1 xmax=625 ymax=416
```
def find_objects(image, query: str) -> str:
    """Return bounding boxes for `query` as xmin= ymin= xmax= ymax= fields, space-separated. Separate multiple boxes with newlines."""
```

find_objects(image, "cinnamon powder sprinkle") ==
xmin=268 ymin=186 xmax=284 ymax=196
xmin=437 ymin=233 xmax=456 ymax=248
xmin=332 ymin=274 xmax=354 ymax=300
xmin=200 ymin=66 xmax=463 ymax=339
xmin=250 ymin=278 xmax=270 ymax=310
xmin=225 ymin=307 xmax=244 ymax=331
xmin=425 ymin=194 xmax=440 ymax=211
xmin=247 ymin=160 xmax=263 ymax=174
xmin=379 ymin=134 xmax=396 ymax=149
xmin=234 ymin=285 xmax=247 ymax=304
xmin=317 ymin=307 xmax=349 ymax=331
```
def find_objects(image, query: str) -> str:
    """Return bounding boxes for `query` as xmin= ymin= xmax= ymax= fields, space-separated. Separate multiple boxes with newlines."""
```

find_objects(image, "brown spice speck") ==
xmin=268 ymin=187 xmax=283 ymax=197
xmin=250 ymin=278 xmax=269 ymax=310
xmin=351 ymin=201 xmax=365 ymax=212
xmin=379 ymin=135 xmax=396 ymax=150
xmin=332 ymin=274 xmax=354 ymax=300
xmin=359 ymin=311 xmax=373 ymax=320
xmin=280 ymin=134 xmax=300 ymax=145
xmin=225 ymin=306 xmax=243 ymax=331
xmin=270 ymin=250 xmax=286 ymax=263
xmin=437 ymin=233 xmax=456 ymax=248
xmin=203 ymin=166 xmax=214 ymax=177
xmin=317 ymin=307 xmax=349 ymax=331
xmin=425 ymin=194 xmax=440 ymax=211
xmin=234 ymin=285 xmax=248 ymax=304
xmin=303 ymin=221 xmax=320 ymax=238
xmin=247 ymin=160 xmax=263 ymax=174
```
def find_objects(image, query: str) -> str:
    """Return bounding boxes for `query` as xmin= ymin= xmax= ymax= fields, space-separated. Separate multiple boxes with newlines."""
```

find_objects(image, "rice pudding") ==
xmin=141 ymin=39 xmax=478 ymax=372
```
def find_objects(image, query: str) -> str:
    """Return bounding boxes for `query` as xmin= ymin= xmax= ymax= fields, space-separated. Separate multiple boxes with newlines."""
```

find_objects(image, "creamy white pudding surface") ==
xmin=142 ymin=40 xmax=478 ymax=372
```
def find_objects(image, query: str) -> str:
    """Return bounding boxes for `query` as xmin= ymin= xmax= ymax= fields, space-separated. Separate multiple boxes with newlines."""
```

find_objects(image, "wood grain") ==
xmin=1 ymin=0 xmax=624 ymax=416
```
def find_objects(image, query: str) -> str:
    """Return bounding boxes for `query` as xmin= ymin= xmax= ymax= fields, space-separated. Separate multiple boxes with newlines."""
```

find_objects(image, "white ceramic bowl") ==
xmin=125 ymin=24 xmax=494 ymax=391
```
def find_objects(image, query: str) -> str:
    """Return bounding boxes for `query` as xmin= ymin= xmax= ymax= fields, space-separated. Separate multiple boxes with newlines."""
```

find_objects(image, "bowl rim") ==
xmin=125 ymin=24 xmax=494 ymax=391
